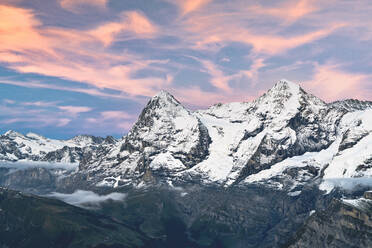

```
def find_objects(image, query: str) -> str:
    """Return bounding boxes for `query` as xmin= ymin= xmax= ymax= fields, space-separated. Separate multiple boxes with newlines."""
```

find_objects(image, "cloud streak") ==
xmin=302 ymin=62 xmax=371 ymax=102
xmin=47 ymin=190 xmax=127 ymax=208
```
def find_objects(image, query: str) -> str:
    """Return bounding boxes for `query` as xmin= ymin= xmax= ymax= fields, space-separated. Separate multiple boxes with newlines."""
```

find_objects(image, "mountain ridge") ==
xmin=1 ymin=79 xmax=371 ymax=195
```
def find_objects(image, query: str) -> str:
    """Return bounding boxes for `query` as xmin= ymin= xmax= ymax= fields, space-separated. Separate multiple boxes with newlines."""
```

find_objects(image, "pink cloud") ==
xmin=58 ymin=106 xmax=92 ymax=116
xmin=185 ymin=16 xmax=342 ymax=55
xmin=22 ymin=101 xmax=58 ymax=107
xmin=302 ymin=63 xmax=370 ymax=102
xmin=101 ymin=111 xmax=134 ymax=120
xmin=249 ymin=0 xmax=318 ymax=23
xmin=192 ymin=57 xmax=265 ymax=95
xmin=57 ymin=118 xmax=72 ymax=127
xmin=199 ymin=59 xmax=232 ymax=92
xmin=0 ymin=4 xmax=167 ymax=98
xmin=168 ymin=0 xmax=343 ymax=57
xmin=0 ymin=5 xmax=52 ymax=54
xmin=174 ymin=0 xmax=212 ymax=15
xmin=173 ymin=86 xmax=257 ymax=108
xmin=85 ymin=111 xmax=135 ymax=132
xmin=89 ymin=11 xmax=158 ymax=46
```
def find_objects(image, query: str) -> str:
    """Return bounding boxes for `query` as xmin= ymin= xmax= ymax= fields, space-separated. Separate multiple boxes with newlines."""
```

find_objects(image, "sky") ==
xmin=1 ymin=0 xmax=372 ymax=139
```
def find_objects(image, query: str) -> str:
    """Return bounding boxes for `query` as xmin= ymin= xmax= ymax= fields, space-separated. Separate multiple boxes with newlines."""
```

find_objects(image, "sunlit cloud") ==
xmin=184 ymin=15 xmax=342 ymax=55
xmin=22 ymin=101 xmax=59 ymax=107
xmin=0 ymin=5 xmax=52 ymax=54
xmin=0 ymin=4 xmax=166 ymax=98
xmin=302 ymin=62 xmax=371 ymax=102
xmin=86 ymin=110 xmax=136 ymax=132
xmin=58 ymin=106 xmax=92 ymax=116
xmin=89 ymin=11 xmax=158 ymax=46
xmin=199 ymin=59 xmax=232 ymax=92
xmin=172 ymin=0 xmax=212 ymax=15
xmin=249 ymin=0 xmax=318 ymax=23
xmin=173 ymin=86 xmax=257 ymax=108
xmin=101 ymin=111 xmax=134 ymax=120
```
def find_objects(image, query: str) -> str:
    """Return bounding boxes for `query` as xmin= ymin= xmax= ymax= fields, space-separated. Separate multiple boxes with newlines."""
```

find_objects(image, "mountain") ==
xmin=62 ymin=79 xmax=372 ymax=194
xmin=1 ymin=79 xmax=372 ymax=194
xmin=0 ymin=131 xmax=116 ymax=163
xmin=1 ymin=79 xmax=372 ymax=247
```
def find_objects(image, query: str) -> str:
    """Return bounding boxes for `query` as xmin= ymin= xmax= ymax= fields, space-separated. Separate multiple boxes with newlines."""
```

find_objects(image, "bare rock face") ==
xmin=285 ymin=196 xmax=372 ymax=248
xmin=365 ymin=191 xmax=372 ymax=200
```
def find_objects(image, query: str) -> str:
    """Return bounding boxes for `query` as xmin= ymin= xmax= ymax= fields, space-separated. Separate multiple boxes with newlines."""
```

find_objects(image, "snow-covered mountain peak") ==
xmin=256 ymin=79 xmax=301 ymax=104
xmin=251 ymin=80 xmax=302 ymax=121
xmin=150 ymin=90 xmax=181 ymax=108
xmin=69 ymin=135 xmax=104 ymax=146
xmin=26 ymin=132 xmax=46 ymax=140
xmin=252 ymin=80 xmax=326 ymax=119
xmin=3 ymin=130 xmax=24 ymax=138
xmin=271 ymin=79 xmax=300 ymax=92
xmin=329 ymin=99 xmax=372 ymax=112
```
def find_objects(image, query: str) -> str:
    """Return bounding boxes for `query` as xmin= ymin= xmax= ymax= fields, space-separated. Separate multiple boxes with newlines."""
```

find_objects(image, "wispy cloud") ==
xmin=86 ymin=110 xmax=136 ymax=132
xmin=0 ymin=80 xmax=141 ymax=101
xmin=249 ymin=0 xmax=318 ymax=23
xmin=302 ymin=62 xmax=371 ymax=102
xmin=0 ymin=98 xmax=92 ymax=128
xmin=47 ymin=190 xmax=127 ymax=208
xmin=22 ymin=101 xmax=59 ymax=107
xmin=58 ymin=106 xmax=92 ymax=116
xmin=0 ymin=4 xmax=167 ymax=98
xmin=89 ymin=11 xmax=158 ymax=46
xmin=172 ymin=0 xmax=212 ymax=15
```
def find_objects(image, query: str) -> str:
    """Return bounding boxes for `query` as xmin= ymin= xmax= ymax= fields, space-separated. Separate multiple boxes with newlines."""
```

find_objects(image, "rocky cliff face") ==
xmin=285 ymin=194 xmax=372 ymax=248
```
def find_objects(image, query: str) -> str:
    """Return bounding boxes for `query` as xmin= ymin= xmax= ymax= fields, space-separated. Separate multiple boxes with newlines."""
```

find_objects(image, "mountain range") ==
xmin=1 ymin=79 xmax=371 ymax=193
xmin=0 ymin=79 xmax=371 ymax=247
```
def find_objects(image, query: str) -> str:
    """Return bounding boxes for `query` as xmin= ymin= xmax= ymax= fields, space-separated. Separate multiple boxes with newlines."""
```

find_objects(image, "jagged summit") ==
xmin=271 ymin=79 xmax=300 ymax=91
xmin=252 ymin=79 xmax=326 ymax=116
xmin=3 ymin=130 xmax=23 ymax=137
xmin=150 ymin=90 xmax=181 ymax=107
xmin=152 ymin=89 xmax=174 ymax=99
xmin=257 ymin=79 xmax=307 ymax=102
xmin=329 ymin=98 xmax=372 ymax=112
xmin=26 ymin=132 xmax=47 ymax=140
